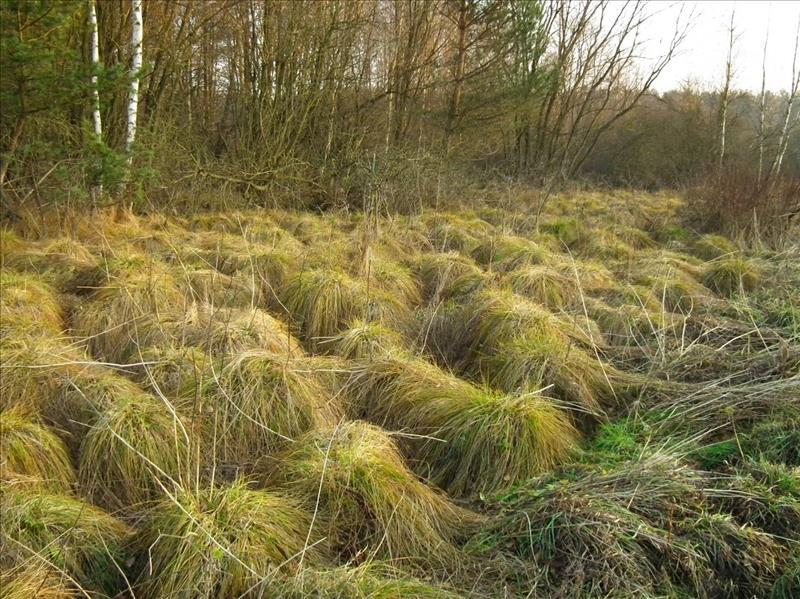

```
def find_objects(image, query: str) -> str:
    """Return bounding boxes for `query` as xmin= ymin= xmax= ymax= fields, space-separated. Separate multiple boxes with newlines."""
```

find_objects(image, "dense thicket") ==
xmin=0 ymin=1 xmax=798 ymax=235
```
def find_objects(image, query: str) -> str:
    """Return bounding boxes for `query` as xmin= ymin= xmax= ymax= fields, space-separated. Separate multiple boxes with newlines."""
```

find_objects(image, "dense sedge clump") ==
xmin=363 ymin=257 xmax=422 ymax=308
xmin=133 ymin=344 xmax=212 ymax=398
xmin=539 ymin=218 xmax=587 ymax=248
xmin=274 ymin=562 xmax=463 ymax=599
xmin=273 ymin=421 xmax=472 ymax=566
xmin=0 ymin=406 xmax=74 ymax=491
xmin=330 ymin=319 xmax=407 ymax=360
xmin=471 ymin=235 xmax=552 ymax=271
xmin=702 ymin=256 xmax=761 ymax=297
xmin=0 ymin=335 xmax=80 ymax=412
xmin=133 ymin=480 xmax=325 ymax=598
xmin=0 ymin=270 xmax=64 ymax=338
xmin=353 ymin=357 xmax=578 ymax=496
xmin=693 ymin=234 xmax=738 ymax=261
xmin=465 ymin=289 xmax=599 ymax=356
xmin=215 ymin=247 xmax=297 ymax=307
xmin=182 ymin=303 xmax=302 ymax=357
xmin=78 ymin=387 xmax=196 ymax=509
xmin=586 ymin=298 xmax=671 ymax=344
xmin=412 ymin=252 xmax=485 ymax=303
xmin=506 ymin=264 xmax=578 ymax=310
xmin=71 ymin=257 xmax=187 ymax=363
xmin=178 ymin=266 xmax=260 ymax=307
xmin=427 ymin=218 xmax=481 ymax=253
xmin=198 ymin=350 xmax=341 ymax=463
xmin=554 ymin=259 xmax=617 ymax=293
xmin=3 ymin=237 xmax=98 ymax=289
xmin=281 ymin=268 xmax=405 ymax=352
xmin=1 ymin=482 xmax=129 ymax=595
xmin=0 ymin=563 xmax=74 ymax=599
xmin=633 ymin=256 xmax=712 ymax=312
xmin=481 ymin=330 xmax=619 ymax=413
xmin=473 ymin=455 xmax=791 ymax=598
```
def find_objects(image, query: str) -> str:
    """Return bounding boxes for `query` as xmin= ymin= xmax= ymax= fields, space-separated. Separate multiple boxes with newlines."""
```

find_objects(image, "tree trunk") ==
xmin=89 ymin=0 xmax=103 ymax=199
xmin=126 ymin=0 xmax=143 ymax=164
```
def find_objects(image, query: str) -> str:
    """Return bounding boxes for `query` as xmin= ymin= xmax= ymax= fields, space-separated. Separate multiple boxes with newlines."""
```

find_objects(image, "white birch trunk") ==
xmin=768 ymin=18 xmax=799 ymax=184
xmin=126 ymin=0 xmax=143 ymax=164
xmin=718 ymin=10 xmax=735 ymax=172
xmin=757 ymin=28 xmax=768 ymax=185
xmin=89 ymin=0 xmax=103 ymax=198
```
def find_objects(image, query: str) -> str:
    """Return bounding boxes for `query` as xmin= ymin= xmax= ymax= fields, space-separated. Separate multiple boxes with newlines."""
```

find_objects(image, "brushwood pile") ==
xmin=1 ymin=190 xmax=798 ymax=598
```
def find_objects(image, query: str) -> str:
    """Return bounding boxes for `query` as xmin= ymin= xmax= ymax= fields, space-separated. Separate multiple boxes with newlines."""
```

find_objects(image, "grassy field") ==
xmin=1 ymin=190 xmax=798 ymax=598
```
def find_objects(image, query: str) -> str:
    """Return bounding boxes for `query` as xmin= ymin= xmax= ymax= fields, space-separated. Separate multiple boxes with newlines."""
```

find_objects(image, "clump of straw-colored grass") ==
xmin=472 ymin=235 xmax=552 ymax=271
xmin=133 ymin=480 xmax=325 ymax=598
xmin=274 ymin=562 xmax=463 ymax=598
xmin=693 ymin=234 xmax=738 ymax=261
xmin=479 ymin=330 xmax=618 ymax=414
xmin=133 ymin=344 xmax=212 ymax=398
xmin=179 ymin=266 xmax=259 ymax=307
xmin=465 ymin=289 xmax=598 ymax=354
xmin=78 ymin=386 xmax=195 ymax=509
xmin=0 ymin=406 xmax=74 ymax=491
xmin=198 ymin=349 xmax=341 ymax=463
xmin=4 ymin=237 xmax=98 ymax=289
xmin=1 ymin=480 xmax=130 ymax=595
xmin=272 ymin=420 xmax=473 ymax=566
xmin=412 ymin=252 xmax=485 ymax=303
xmin=353 ymin=357 xmax=578 ymax=496
xmin=282 ymin=268 xmax=405 ymax=352
xmin=330 ymin=319 xmax=407 ymax=360
xmin=0 ymin=271 xmax=64 ymax=338
xmin=0 ymin=335 xmax=79 ymax=412
xmin=702 ymin=256 xmax=760 ymax=297
xmin=71 ymin=255 xmax=187 ymax=363
xmin=506 ymin=265 xmax=578 ymax=310
xmin=182 ymin=303 xmax=302 ymax=357
xmin=0 ymin=563 xmax=75 ymax=599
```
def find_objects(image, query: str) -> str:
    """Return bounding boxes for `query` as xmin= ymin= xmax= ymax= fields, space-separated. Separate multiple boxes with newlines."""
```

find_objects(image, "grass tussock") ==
xmin=1 ymin=480 xmax=129 ymax=595
xmin=702 ymin=256 xmax=761 ymax=297
xmin=693 ymin=234 xmax=739 ymax=260
xmin=183 ymin=303 xmax=302 ymax=357
xmin=282 ymin=268 xmax=406 ymax=352
xmin=413 ymin=252 xmax=485 ymax=303
xmin=330 ymin=319 xmax=407 ymax=360
xmin=0 ymin=271 xmax=64 ymax=338
xmin=275 ymin=562 xmax=463 ymax=598
xmin=0 ymin=563 xmax=76 ymax=599
xmin=505 ymin=264 xmax=578 ymax=310
xmin=133 ymin=480 xmax=324 ymax=598
xmin=198 ymin=350 xmax=341 ymax=463
xmin=272 ymin=420 xmax=472 ymax=566
xmin=353 ymin=357 xmax=578 ymax=496
xmin=78 ymin=387 xmax=196 ymax=509
xmin=0 ymin=406 xmax=74 ymax=492
xmin=0 ymin=335 xmax=80 ymax=412
xmin=71 ymin=256 xmax=187 ymax=363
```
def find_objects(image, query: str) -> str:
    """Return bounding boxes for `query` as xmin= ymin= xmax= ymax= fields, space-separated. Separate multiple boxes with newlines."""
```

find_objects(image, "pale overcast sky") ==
xmin=636 ymin=1 xmax=800 ymax=93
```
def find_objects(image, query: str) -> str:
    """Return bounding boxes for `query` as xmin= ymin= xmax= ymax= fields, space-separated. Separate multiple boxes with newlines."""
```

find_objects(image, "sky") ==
xmin=636 ymin=1 xmax=800 ymax=93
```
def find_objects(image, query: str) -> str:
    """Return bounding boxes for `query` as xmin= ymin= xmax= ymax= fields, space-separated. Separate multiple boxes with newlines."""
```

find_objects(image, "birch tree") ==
xmin=125 ymin=0 xmax=143 ymax=164
xmin=89 ymin=0 xmax=103 ymax=197
xmin=768 ymin=16 xmax=800 ymax=185
xmin=757 ymin=23 xmax=768 ymax=185
xmin=718 ymin=9 xmax=737 ymax=172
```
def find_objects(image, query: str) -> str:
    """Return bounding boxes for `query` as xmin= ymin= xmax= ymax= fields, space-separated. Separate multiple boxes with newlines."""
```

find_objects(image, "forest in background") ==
xmin=1 ymin=0 xmax=799 ymax=240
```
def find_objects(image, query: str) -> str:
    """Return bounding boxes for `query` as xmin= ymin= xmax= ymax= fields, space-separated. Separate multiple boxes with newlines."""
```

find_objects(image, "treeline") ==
xmin=1 ymin=0 xmax=798 ymax=225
